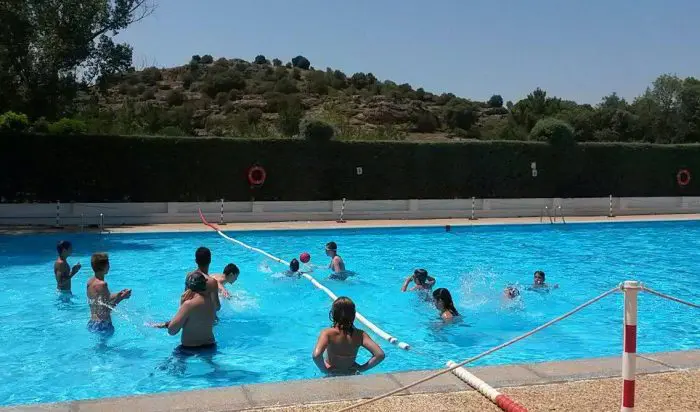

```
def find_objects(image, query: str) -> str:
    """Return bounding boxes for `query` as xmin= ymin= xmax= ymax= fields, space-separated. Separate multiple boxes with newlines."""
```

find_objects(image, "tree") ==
xmin=201 ymin=55 xmax=214 ymax=64
xmin=488 ymin=94 xmax=504 ymax=108
xmin=301 ymin=119 xmax=334 ymax=142
xmin=529 ymin=117 xmax=575 ymax=146
xmin=444 ymin=100 xmax=479 ymax=131
xmin=272 ymin=58 xmax=282 ymax=67
xmin=254 ymin=55 xmax=268 ymax=65
xmin=291 ymin=55 xmax=311 ymax=70
xmin=0 ymin=0 xmax=156 ymax=119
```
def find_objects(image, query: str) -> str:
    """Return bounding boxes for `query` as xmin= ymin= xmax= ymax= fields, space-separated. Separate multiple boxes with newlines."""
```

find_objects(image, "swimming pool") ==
xmin=0 ymin=220 xmax=698 ymax=406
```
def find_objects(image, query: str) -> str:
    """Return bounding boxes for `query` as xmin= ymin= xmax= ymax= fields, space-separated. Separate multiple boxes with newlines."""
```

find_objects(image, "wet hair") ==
xmin=505 ymin=285 xmax=520 ymax=298
xmin=414 ymin=268 xmax=428 ymax=285
xmin=195 ymin=247 xmax=211 ymax=267
xmin=289 ymin=258 xmax=300 ymax=272
xmin=329 ymin=296 xmax=355 ymax=335
xmin=223 ymin=263 xmax=239 ymax=277
xmin=91 ymin=252 xmax=109 ymax=272
xmin=325 ymin=241 xmax=337 ymax=251
xmin=185 ymin=271 xmax=207 ymax=292
xmin=57 ymin=240 xmax=72 ymax=255
xmin=433 ymin=288 xmax=459 ymax=316
xmin=534 ymin=270 xmax=545 ymax=280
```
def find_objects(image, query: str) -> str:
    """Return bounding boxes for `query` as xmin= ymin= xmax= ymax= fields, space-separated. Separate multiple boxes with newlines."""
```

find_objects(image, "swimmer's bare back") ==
xmin=55 ymin=258 xmax=80 ymax=291
xmin=313 ymin=327 xmax=384 ymax=375
xmin=168 ymin=292 xmax=216 ymax=347
xmin=87 ymin=277 xmax=130 ymax=322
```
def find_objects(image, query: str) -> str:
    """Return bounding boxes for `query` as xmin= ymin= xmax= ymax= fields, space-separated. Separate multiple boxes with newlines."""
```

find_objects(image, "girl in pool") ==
xmin=312 ymin=297 xmax=385 ymax=376
xmin=433 ymin=288 xmax=460 ymax=321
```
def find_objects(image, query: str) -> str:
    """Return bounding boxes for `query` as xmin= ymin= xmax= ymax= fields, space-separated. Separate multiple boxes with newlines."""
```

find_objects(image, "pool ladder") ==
xmin=540 ymin=204 xmax=566 ymax=224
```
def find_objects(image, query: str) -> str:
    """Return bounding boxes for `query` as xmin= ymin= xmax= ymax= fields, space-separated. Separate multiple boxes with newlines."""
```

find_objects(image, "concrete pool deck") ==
xmin=2 ymin=350 xmax=699 ymax=411
xmin=1 ymin=213 xmax=700 ymax=235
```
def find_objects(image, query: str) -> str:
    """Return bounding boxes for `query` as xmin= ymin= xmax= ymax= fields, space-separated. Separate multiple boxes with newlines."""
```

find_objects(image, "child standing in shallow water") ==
xmin=312 ymin=297 xmax=385 ymax=376
xmin=433 ymin=288 xmax=460 ymax=321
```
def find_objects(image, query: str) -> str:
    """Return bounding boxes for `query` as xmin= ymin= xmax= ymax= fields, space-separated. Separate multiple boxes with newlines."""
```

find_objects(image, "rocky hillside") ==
xmin=89 ymin=55 xmax=509 ymax=140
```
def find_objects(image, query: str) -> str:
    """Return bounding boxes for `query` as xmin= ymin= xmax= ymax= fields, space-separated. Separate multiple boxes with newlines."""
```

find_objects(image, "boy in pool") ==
xmin=325 ymin=242 xmax=350 ymax=280
xmin=210 ymin=263 xmax=240 ymax=299
xmin=503 ymin=285 xmax=520 ymax=299
xmin=527 ymin=270 xmax=558 ymax=291
xmin=54 ymin=240 xmax=82 ymax=293
xmin=312 ymin=297 xmax=385 ymax=376
xmin=86 ymin=252 xmax=131 ymax=336
xmin=401 ymin=268 xmax=436 ymax=292
xmin=284 ymin=258 xmax=304 ymax=277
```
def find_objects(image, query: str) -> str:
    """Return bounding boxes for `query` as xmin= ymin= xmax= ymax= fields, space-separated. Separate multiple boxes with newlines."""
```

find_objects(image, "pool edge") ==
xmin=3 ymin=349 xmax=698 ymax=411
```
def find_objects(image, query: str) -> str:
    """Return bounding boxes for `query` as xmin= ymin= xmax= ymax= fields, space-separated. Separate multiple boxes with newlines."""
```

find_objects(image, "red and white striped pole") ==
xmin=621 ymin=280 xmax=640 ymax=412
xmin=447 ymin=361 xmax=528 ymax=412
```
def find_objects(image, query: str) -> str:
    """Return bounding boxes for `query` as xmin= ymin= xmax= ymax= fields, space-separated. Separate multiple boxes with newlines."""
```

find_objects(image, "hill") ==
xmin=83 ymin=54 xmax=509 ymax=141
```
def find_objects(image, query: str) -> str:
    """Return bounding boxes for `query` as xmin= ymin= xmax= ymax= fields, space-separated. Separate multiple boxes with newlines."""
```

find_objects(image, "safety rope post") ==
xmin=55 ymin=200 xmax=61 ymax=228
xmin=99 ymin=213 xmax=104 ymax=233
xmin=621 ymin=280 xmax=640 ymax=412
xmin=337 ymin=198 xmax=347 ymax=223
xmin=219 ymin=198 xmax=226 ymax=226
xmin=447 ymin=361 xmax=527 ymax=412
xmin=470 ymin=197 xmax=476 ymax=220
xmin=609 ymin=195 xmax=614 ymax=218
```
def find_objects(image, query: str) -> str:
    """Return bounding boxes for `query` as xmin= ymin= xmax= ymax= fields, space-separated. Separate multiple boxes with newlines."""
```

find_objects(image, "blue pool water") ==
xmin=0 ymin=221 xmax=698 ymax=406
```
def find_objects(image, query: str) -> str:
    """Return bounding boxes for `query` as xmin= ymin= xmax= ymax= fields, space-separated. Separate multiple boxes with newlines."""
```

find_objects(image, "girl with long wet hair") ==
xmin=312 ymin=297 xmax=385 ymax=376
xmin=432 ymin=288 xmax=460 ymax=321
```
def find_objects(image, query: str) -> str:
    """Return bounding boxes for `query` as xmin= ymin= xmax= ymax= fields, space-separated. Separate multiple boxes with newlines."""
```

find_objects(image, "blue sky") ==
xmin=117 ymin=0 xmax=699 ymax=105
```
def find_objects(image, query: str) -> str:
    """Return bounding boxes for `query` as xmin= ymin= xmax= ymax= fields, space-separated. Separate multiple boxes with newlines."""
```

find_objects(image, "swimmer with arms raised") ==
xmin=54 ymin=240 xmax=81 ymax=293
xmin=86 ymin=252 xmax=131 ymax=336
xmin=312 ymin=297 xmax=385 ymax=376
xmin=154 ymin=271 xmax=217 ymax=351
xmin=401 ymin=268 xmax=436 ymax=292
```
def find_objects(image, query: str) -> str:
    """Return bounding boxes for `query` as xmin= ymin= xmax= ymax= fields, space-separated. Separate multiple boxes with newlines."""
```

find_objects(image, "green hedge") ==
xmin=1 ymin=133 xmax=699 ymax=202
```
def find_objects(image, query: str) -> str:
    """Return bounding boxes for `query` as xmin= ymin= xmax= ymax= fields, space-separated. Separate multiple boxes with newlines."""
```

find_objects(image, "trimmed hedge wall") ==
xmin=1 ymin=133 xmax=699 ymax=202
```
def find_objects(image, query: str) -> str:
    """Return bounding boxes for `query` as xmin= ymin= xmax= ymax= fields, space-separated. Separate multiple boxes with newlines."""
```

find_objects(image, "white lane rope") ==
xmin=198 ymin=209 xmax=411 ymax=350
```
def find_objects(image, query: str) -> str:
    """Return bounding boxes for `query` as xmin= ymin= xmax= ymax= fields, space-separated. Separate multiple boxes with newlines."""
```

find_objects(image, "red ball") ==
xmin=300 ymin=252 xmax=311 ymax=263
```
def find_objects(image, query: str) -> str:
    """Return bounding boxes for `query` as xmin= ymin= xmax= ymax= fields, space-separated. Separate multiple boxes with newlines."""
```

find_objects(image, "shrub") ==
xmin=246 ymin=108 xmax=263 ymax=125
xmin=48 ymin=118 xmax=87 ymax=135
xmin=484 ymin=107 xmax=509 ymax=115
xmin=254 ymin=55 xmax=268 ymax=65
xmin=291 ymin=55 xmax=311 ymax=70
xmin=272 ymin=58 xmax=282 ymax=67
xmin=157 ymin=126 xmax=186 ymax=136
xmin=488 ymin=94 xmax=504 ymax=108
xmin=141 ymin=67 xmax=162 ymax=85
xmin=0 ymin=111 xmax=30 ymax=132
xmin=444 ymin=102 xmax=479 ymax=130
xmin=182 ymin=73 xmax=195 ymax=90
xmin=529 ymin=117 xmax=575 ymax=146
xmin=31 ymin=117 xmax=50 ymax=133
xmin=202 ymin=71 xmax=246 ymax=97
xmin=191 ymin=55 xmax=201 ymax=63
xmin=306 ymin=71 xmax=329 ymax=95
xmin=228 ymin=89 xmax=243 ymax=101
xmin=416 ymin=88 xmax=426 ymax=100
xmin=274 ymin=78 xmax=299 ymax=94
xmin=215 ymin=92 xmax=229 ymax=106
xmin=201 ymin=55 xmax=214 ymax=64
xmin=166 ymin=89 xmax=185 ymax=106
xmin=285 ymin=62 xmax=292 ymax=69
xmin=141 ymin=87 xmax=156 ymax=100
xmin=414 ymin=112 xmax=439 ymax=133
xmin=277 ymin=98 xmax=303 ymax=136
xmin=300 ymin=119 xmax=335 ymax=142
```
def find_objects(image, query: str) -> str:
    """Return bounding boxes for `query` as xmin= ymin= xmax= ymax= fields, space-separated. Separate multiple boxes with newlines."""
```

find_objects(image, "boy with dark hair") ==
xmin=211 ymin=263 xmax=240 ymax=298
xmin=401 ymin=268 xmax=436 ymax=292
xmin=325 ymin=241 xmax=350 ymax=280
xmin=54 ymin=240 xmax=81 ymax=292
xmin=181 ymin=247 xmax=221 ymax=312
xmin=86 ymin=252 xmax=131 ymax=336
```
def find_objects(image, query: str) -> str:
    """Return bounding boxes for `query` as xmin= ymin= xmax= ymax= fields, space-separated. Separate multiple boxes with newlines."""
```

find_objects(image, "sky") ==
xmin=117 ymin=0 xmax=700 ymax=105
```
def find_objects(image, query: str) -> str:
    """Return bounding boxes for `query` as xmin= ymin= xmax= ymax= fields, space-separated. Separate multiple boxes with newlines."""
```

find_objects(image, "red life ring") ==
xmin=677 ymin=169 xmax=691 ymax=187
xmin=247 ymin=166 xmax=267 ymax=186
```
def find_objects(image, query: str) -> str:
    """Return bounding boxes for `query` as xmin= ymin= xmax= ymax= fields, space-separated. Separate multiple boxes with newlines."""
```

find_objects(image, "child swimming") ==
xmin=312 ymin=297 xmax=385 ymax=376
xmin=284 ymin=258 xmax=303 ymax=277
xmin=401 ymin=268 xmax=436 ymax=292
xmin=503 ymin=285 xmax=520 ymax=299
xmin=432 ymin=288 xmax=460 ymax=321
xmin=527 ymin=270 xmax=558 ymax=291
xmin=210 ymin=263 xmax=240 ymax=299
xmin=326 ymin=242 xmax=351 ymax=280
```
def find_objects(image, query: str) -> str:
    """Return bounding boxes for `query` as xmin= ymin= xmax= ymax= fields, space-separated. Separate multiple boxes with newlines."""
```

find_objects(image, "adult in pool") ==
xmin=433 ymin=288 xmax=460 ymax=322
xmin=86 ymin=252 xmax=131 ymax=336
xmin=312 ymin=297 xmax=385 ymax=376
xmin=180 ymin=247 xmax=221 ymax=313
xmin=54 ymin=240 xmax=82 ymax=294
xmin=154 ymin=271 xmax=218 ymax=353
